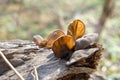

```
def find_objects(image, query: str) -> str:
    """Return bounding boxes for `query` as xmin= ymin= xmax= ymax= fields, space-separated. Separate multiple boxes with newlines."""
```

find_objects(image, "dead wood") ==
xmin=0 ymin=39 xmax=103 ymax=80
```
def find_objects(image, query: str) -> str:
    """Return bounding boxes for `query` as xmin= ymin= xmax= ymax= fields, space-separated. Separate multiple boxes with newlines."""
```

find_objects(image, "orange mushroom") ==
xmin=67 ymin=20 xmax=85 ymax=40
xmin=33 ymin=35 xmax=47 ymax=47
xmin=33 ymin=19 xmax=86 ymax=59
xmin=33 ymin=30 xmax=65 ymax=48
xmin=52 ymin=35 xmax=75 ymax=58
xmin=45 ymin=30 xmax=65 ymax=48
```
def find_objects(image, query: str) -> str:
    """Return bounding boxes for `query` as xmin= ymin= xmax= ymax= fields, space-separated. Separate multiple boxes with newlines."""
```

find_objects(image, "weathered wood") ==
xmin=26 ymin=43 xmax=103 ymax=80
xmin=0 ymin=38 xmax=103 ymax=80
xmin=0 ymin=40 xmax=52 ymax=80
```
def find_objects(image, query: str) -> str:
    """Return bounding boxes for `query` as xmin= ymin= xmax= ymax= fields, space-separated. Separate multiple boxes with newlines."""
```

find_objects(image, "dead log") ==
xmin=0 ymin=40 xmax=51 ymax=80
xmin=26 ymin=43 xmax=103 ymax=80
xmin=0 ymin=35 xmax=103 ymax=80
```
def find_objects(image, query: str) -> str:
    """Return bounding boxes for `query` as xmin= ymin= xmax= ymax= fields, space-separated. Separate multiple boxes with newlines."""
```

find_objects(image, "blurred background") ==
xmin=0 ymin=0 xmax=120 ymax=79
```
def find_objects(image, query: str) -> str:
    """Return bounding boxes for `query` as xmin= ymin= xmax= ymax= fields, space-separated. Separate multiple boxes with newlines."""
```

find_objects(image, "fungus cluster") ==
xmin=33 ymin=19 xmax=103 ymax=67
xmin=31 ymin=19 xmax=103 ymax=80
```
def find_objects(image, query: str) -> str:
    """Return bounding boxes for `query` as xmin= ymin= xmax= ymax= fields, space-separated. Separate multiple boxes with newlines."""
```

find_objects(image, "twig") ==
xmin=33 ymin=66 xmax=39 ymax=80
xmin=0 ymin=51 xmax=25 ymax=80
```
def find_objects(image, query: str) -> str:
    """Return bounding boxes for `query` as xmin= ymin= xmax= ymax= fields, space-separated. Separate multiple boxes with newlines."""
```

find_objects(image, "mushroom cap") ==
xmin=33 ymin=30 xmax=65 ymax=48
xmin=52 ymin=35 xmax=75 ymax=58
xmin=33 ymin=35 xmax=46 ymax=46
xmin=67 ymin=20 xmax=85 ymax=40
xmin=46 ymin=30 xmax=65 ymax=48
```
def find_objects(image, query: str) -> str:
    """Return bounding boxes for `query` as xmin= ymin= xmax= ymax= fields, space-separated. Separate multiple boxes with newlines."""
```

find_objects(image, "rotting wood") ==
xmin=0 ymin=38 xmax=103 ymax=80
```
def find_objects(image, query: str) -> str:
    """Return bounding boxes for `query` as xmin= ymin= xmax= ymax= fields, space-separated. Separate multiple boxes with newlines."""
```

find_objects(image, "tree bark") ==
xmin=0 ymin=39 xmax=103 ymax=80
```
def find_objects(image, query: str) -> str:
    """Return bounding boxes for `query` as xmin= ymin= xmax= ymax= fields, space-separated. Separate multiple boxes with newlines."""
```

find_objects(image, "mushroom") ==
xmin=46 ymin=30 xmax=65 ymax=48
xmin=33 ymin=30 xmax=65 ymax=48
xmin=52 ymin=35 xmax=75 ymax=59
xmin=33 ymin=35 xmax=47 ymax=47
xmin=67 ymin=20 xmax=85 ymax=40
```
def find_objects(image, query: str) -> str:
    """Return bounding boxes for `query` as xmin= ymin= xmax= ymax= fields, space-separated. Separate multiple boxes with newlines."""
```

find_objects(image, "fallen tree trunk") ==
xmin=0 ymin=39 xmax=103 ymax=80
xmin=0 ymin=40 xmax=51 ymax=80
xmin=27 ymin=43 xmax=103 ymax=80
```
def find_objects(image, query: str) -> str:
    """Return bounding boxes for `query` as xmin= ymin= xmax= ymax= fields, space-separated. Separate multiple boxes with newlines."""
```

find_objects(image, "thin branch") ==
xmin=0 ymin=51 xmax=25 ymax=80
xmin=33 ymin=66 xmax=39 ymax=80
